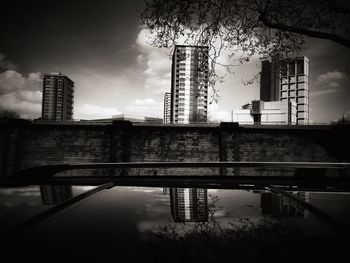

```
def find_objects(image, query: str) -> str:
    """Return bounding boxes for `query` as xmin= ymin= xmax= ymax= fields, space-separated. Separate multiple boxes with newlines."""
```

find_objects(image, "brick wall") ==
xmin=0 ymin=120 xmax=349 ymax=179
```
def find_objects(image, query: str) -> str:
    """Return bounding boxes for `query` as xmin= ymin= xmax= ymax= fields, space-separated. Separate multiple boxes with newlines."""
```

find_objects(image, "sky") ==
xmin=0 ymin=0 xmax=349 ymax=123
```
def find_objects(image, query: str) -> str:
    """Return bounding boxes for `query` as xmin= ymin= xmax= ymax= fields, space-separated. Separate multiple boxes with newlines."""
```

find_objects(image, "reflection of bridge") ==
xmin=2 ymin=161 xmax=350 ymax=243
xmin=9 ymin=161 xmax=350 ymax=177
xmin=3 ymin=161 xmax=350 ymax=192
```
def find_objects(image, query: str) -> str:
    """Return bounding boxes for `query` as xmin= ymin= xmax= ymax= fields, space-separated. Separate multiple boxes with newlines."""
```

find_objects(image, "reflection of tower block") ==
xmin=163 ymin=188 xmax=170 ymax=195
xmin=296 ymin=192 xmax=310 ymax=218
xmin=261 ymin=192 xmax=309 ymax=218
xmin=40 ymin=185 xmax=73 ymax=205
xmin=170 ymin=188 xmax=208 ymax=222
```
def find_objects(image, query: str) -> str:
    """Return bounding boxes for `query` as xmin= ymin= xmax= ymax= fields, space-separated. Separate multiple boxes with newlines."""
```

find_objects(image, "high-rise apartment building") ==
xmin=42 ymin=72 xmax=74 ymax=121
xmin=170 ymin=45 xmax=209 ymax=124
xmin=260 ymin=56 xmax=309 ymax=124
xmin=163 ymin=92 xmax=171 ymax=124
xmin=170 ymin=188 xmax=208 ymax=222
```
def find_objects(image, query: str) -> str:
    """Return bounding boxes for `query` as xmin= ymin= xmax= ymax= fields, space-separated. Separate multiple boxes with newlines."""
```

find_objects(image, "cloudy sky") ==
xmin=0 ymin=0 xmax=349 ymax=123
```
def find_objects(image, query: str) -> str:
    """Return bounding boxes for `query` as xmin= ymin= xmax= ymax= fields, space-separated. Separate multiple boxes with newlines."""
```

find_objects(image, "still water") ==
xmin=1 ymin=185 xmax=349 ymax=262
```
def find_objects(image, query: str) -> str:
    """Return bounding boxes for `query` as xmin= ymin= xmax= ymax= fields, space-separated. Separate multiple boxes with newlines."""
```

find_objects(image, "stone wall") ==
xmin=1 ymin=119 xmax=349 ymax=179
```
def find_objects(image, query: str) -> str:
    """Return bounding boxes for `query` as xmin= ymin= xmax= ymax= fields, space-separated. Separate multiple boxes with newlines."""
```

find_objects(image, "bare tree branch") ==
xmin=258 ymin=13 xmax=350 ymax=49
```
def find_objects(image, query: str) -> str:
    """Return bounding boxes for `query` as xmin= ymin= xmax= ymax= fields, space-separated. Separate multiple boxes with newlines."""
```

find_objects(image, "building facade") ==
xmin=234 ymin=100 xmax=297 ymax=125
xmin=163 ymin=92 xmax=171 ymax=124
xmin=42 ymin=72 xmax=74 ymax=121
xmin=260 ymin=56 xmax=309 ymax=124
xmin=170 ymin=45 xmax=209 ymax=124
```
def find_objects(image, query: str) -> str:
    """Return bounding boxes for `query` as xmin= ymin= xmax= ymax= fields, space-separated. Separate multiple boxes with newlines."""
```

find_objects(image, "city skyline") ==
xmin=0 ymin=0 xmax=350 ymax=123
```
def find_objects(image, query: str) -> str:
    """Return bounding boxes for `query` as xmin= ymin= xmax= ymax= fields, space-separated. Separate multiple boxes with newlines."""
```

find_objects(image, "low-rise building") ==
xmin=79 ymin=114 xmax=163 ymax=125
xmin=234 ymin=100 xmax=296 ymax=125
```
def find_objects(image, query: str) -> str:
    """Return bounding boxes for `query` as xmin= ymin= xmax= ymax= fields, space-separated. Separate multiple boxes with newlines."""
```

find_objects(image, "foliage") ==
xmin=141 ymin=0 xmax=350 ymax=96
xmin=141 ymin=192 xmax=347 ymax=262
xmin=0 ymin=110 xmax=20 ymax=119
xmin=141 ymin=194 xmax=302 ymax=262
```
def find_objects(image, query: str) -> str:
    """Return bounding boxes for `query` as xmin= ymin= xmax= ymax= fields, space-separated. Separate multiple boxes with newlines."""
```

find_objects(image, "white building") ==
xmin=163 ymin=92 xmax=171 ymax=124
xmin=234 ymin=100 xmax=296 ymax=125
xmin=260 ymin=56 xmax=309 ymax=124
xmin=170 ymin=45 xmax=209 ymax=124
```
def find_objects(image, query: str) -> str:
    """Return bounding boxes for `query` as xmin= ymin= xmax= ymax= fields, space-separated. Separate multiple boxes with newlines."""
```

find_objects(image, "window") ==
xmin=297 ymin=60 xmax=304 ymax=74
xmin=297 ymin=75 xmax=306 ymax=82
xmin=297 ymin=83 xmax=305 ymax=90
xmin=288 ymin=62 xmax=295 ymax=75
xmin=297 ymin=90 xmax=306 ymax=96
xmin=297 ymin=112 xmax=308 ymax=119
xmin=297 ymin=104 xmax=307 ymax=111
xmin=289 ymin=76 xmax=296 ymax=83
xmin=280 ymin=62 xmax=287 ymax=76
xmin=297 ymin=97 xmax=304 ymax=103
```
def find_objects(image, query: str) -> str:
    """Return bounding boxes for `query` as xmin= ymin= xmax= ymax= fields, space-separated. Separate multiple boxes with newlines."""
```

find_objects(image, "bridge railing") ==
xmin=1 ymin=161 xmax=349 ymax=189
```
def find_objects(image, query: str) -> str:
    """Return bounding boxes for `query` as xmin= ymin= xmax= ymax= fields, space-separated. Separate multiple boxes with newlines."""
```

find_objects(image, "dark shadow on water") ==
xmin=3 ymin=186 xmax=349 ymax=262
xmin=141 ymin=192 xmax=348 ymax=263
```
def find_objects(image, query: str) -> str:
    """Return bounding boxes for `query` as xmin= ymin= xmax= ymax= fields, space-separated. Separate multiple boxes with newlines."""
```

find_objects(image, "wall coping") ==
xmin=1 ymin=119 xmax=349 ymax=132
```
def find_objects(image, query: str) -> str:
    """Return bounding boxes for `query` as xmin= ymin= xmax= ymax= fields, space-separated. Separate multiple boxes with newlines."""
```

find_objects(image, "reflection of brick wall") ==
xmin=0 ymin=120 xmax=349 ymax=179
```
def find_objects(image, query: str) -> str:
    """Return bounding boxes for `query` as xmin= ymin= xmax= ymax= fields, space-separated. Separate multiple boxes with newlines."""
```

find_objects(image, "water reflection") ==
xmin=143 ymin=189 xmax=308 ymax=263
xmin=169 ymin=188 xmax=208 ymax=222
xmin=261 ymin=192 xmax=309 ymax=218
xmin=162 ymin=187 xmax=170 ymax=195
xmin=39 ymin=185 xmax=73 ymax=205
xmin=4 ymin=185 xmax=349 ymax=262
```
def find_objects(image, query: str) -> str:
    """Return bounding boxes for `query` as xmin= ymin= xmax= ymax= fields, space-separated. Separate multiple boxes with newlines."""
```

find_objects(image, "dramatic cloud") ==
xmin=316 ymin=71 xmax=346 ymax=83
xmin=0 ymin=186 xmax=42 ymax=208
xmin=126 ymin=98 xmax=162 ymax=117
xmin=136 ymin=28 xmax=172 ymax=95
xmin=0 ymin=70 xmax=42 ymax=119
xmin=0 ymin=70 xmax=41 ymax=94
xmin=0 ymin=93 xmax=42 ymax=119
xmin=311 ymin=70 xmax=347 ymax=98
xmin=310 ymin=89 xmax=341 ymax=97
xmin=132 ymin=98 xmax=159 ymax=106
xmin=208 ymin=103 xmax=231 ymax=122
xmin=0 ymin=52 xmax=17 ymax=71
xmin=75 ymin=104 xmax=121 ymax=120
